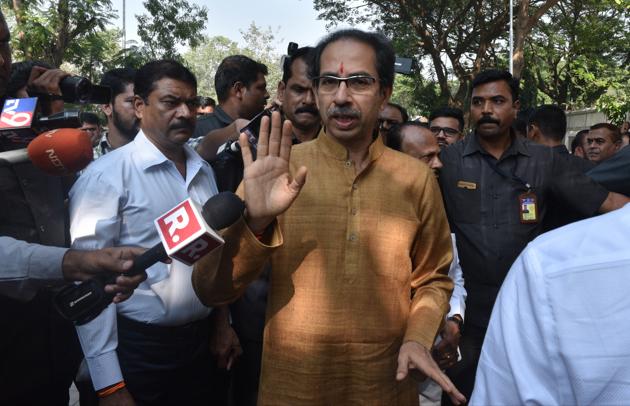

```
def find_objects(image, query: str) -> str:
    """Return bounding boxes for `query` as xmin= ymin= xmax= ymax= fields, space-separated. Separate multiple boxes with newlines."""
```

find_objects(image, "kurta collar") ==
xmin=315 ymin=128 xmax=386 ymax=163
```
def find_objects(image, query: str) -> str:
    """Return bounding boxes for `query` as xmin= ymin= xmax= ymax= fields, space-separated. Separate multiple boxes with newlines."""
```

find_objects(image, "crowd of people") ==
xmin=2 ymin=8 xmax=630 ymax=406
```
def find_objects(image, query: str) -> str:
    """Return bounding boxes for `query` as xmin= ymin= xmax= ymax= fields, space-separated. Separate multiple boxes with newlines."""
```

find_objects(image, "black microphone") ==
xmin=124 ymin=191 xmax=245 ymax=276
xmin=54 ymin=191 xmax=245 ymax=324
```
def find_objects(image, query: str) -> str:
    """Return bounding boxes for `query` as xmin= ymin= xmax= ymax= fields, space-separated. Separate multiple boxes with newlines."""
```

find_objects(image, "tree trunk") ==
xmin=11 ymin=0 xmax=31 ymax=59
xmin=512 ymin=0 xmax=561 ymax=79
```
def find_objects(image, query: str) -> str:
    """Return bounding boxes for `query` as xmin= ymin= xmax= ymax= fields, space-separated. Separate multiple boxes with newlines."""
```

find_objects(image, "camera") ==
xmin=59 ymin=76 xmax=111 ymax=104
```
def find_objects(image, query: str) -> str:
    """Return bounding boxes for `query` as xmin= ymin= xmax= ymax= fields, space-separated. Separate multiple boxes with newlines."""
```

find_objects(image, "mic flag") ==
xmin=54 ymin=192 xmax=245 ymax=324
xmin=27 ymin=128 xmax=93 ymax=175
xmin=155 ymin=198 xmax=225 ymax=265
xmin=0 ymin=98 xmax=38 ymax=144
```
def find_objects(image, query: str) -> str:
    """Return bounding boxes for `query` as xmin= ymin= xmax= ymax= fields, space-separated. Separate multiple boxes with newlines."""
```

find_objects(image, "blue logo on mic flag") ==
xmin=0 ymin=98 xmax=38 ymax=129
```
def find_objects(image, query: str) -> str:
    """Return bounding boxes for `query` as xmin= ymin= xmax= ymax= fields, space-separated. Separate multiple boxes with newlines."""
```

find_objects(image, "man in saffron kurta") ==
xmin=193 ymin=29 xmax=465 ymax=405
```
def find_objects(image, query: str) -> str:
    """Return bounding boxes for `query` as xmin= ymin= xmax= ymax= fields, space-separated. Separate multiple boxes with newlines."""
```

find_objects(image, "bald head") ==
xmin=398 ymin=123 xmax=443 ymax=176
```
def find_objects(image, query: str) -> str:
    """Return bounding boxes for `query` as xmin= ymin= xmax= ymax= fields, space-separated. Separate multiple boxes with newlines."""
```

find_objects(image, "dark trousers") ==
xmin=442 ymin=324 xmax=486 ymax=405
xmin=0 ymin=290 xmax=82 ymax=406
xmin=230 ymin=337 xmax=263 ymax=406
xmin=116 ymin=315 xmax=224 ymax=406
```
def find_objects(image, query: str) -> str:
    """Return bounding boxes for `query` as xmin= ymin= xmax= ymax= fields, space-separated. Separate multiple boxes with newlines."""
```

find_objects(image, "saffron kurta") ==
xmin=193 ymin=132 xmax=453 ymax=405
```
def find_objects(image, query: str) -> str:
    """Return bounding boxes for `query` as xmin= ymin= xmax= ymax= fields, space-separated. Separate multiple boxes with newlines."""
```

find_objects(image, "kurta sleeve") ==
xmin=192 ymin=216 xmax=283 ymax=306
xmin=403 ymin=171 xmax=454 ymax=349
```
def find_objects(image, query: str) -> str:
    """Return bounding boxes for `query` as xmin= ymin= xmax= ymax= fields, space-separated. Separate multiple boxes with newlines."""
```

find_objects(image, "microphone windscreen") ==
xmin=27 ymin=128 xmax=93 ymax=175
xmin=202 ymin=191 xmax=245 ymax=230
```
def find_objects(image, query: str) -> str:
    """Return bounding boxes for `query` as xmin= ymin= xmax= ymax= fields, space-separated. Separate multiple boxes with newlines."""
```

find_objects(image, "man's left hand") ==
xmin=209 ymin=307 xmax=243 ymax=370
xmin=396 ymin=340 xmax=466 ymax=405
xmin=433 ymin=318 xmax=461 ymax=369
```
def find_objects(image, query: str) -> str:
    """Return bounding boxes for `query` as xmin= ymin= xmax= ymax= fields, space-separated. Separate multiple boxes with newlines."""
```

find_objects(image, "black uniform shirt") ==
xmin=439 ymin=133 xmax=608 ymax=329
xmin=191 ymin=105 xmax=234 ymax=139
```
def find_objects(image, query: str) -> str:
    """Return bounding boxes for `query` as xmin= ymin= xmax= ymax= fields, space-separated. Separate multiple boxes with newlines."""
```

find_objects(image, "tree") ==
xmin=524 ymin=0 xmax=629 ymax=115
xmin=314 ymin=0 xmax=560 ymax=108
xmin=183 ymin=23 xmax=283 ymax=100
xmin=183 ymin=35 xmax=241 ymax=98
xmin=3 ymin=0 xmax=117 ymax=68
xmin=135 ymin=0 xmax=208 ymax=60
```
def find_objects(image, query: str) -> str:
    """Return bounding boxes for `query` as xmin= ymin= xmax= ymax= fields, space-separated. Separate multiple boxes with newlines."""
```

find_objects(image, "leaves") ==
xmin=183 ymin=23 xmax=283 ymax=100
xmin=135 ymin=0 xmax=208 ymax=61
xmin=314 ymin=0 xmax=629 ymax=120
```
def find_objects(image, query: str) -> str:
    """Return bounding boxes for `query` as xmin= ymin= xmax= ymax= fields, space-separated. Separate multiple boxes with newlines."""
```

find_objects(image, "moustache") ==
xmin=327 ymin=106 xmax=361 ymax=119
xmin=295 ymin=106 xmax=319 ymax=116
xmin=477 ymin=116 xmax=500 ymax=126
xmin=169 ymin=121 xmax=194 ymax=132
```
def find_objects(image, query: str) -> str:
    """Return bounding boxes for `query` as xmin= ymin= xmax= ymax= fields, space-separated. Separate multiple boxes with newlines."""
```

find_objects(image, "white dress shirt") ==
xmin=69 ymin=130 xmax=218 ymax=390
xmin=471 ymin=203 xmax=630 ymax=405
xmin=447 ymin=233 xmax=466 ymax=320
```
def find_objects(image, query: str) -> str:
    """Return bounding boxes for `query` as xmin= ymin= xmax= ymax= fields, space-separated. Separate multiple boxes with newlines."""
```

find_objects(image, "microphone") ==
xmin=54 ymin=191 xmax=246 ymax=324
xmin=0 ymin=97 xmax=83 ymax=145
xmin=126 ymin=191 xmax=246 ymax=275
xmin=27 ymin=128 xmax=93 ymax=174
xmin=0 ymin=128 xmax=94 ymax=174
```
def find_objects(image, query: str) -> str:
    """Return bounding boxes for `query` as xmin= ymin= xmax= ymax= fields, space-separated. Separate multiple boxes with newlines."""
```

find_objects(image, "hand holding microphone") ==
xmin=54 ymin=192 xmax=246 ymax=324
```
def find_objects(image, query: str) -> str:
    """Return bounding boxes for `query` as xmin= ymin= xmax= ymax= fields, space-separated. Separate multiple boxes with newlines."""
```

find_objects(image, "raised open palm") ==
xmin=239 ymin=111 xmax=308 ymax=234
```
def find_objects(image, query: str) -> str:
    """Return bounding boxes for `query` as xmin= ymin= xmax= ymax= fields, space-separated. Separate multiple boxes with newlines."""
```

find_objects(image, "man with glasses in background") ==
xmin=80 ymin=112 xmax=103 ymax=150
xmin=192 ymin=29 xmax=466 ymax=405
xmin=429 ymin=107 xmax=465 ymax=148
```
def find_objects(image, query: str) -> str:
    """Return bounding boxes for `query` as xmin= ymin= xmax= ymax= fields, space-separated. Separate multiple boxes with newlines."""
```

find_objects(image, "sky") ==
xmin=110 ymin=0 xmax=364 ymax=55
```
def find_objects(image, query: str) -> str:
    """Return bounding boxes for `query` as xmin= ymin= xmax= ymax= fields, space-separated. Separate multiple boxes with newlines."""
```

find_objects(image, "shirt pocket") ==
xmin=448 ymin=183 xmax=482 ymax=224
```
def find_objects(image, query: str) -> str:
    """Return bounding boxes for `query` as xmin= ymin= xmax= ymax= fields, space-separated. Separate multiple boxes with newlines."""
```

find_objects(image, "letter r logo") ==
xmin=162 ymin=206 xmax=190 ymax=243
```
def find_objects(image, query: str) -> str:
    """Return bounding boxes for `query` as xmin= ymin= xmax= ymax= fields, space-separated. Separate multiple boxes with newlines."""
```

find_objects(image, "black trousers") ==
xmin=229 ymin=337 xmax=263 ymax=406
xmin=442 ymin=323 xmax=487 ymax=405
xmin=0 ymin=290 xmax=82 ymax=406
xmin=116 ymin=315 xmax=225 ymax=406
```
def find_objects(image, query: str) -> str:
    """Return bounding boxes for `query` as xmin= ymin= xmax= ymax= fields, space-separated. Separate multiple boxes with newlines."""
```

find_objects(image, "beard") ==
xmin=112 ymin=108 xmax=139 ymax=141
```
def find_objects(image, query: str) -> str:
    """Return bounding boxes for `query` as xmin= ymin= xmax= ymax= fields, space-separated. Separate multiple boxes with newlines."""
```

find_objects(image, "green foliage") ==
xmin=183 ymin=23 xmax=282 ymax=100
xmin=315 ymin=0 xmax=629 ymax=120
xmin=390 ymin=74 xmax=448 ymax=119
xmin=314 ymin=0 xmax=513 ymax=109
xmin=66 ymin=29 xmax=122 ymax=81
xmin=525 ymin=0 xmax=629 ymax=113
xmin=136 ymin=0 xmax=208 ymax=61
xmin=596 ymin=82 xmax=630 ymax=125
xmin=4 ymin=0 xmax=117 ymax=68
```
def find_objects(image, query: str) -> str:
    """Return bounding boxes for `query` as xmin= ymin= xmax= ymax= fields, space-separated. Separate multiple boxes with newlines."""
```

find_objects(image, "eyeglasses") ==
xmin=430 ymin=126 xmax=460 ymax=137
xmin=313 ymin=75 xmax=377 ymax=94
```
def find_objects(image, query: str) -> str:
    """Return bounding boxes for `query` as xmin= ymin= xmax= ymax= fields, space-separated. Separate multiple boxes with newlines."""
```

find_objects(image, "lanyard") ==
xmin=481 ymin=153 xmax=531 ymax=192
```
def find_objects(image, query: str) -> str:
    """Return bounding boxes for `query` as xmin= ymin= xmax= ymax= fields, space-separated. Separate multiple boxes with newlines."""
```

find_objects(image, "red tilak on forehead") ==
xmin=339 ymin=62 xmax=344 ymax=74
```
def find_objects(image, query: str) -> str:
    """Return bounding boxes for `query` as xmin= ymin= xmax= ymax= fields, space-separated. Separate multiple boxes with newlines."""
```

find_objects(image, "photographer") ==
xmin=0 ymin=10 xmax=145 ymax=405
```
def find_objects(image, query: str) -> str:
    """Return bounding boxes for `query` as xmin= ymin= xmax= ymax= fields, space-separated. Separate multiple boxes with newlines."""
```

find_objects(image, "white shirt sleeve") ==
xmin=69 ymin=171 xmax=124 ymax=390
xmin=469 ymin=246 xmax=561 ymax=405
xmin=0 ymin=236 xmax=68 ymax=300
xmin=447 ymin=234 xmax=466 ymax=320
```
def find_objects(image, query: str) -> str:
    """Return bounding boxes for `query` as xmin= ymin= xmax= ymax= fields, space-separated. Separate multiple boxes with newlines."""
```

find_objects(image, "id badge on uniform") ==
xmin=519 ymin=192 xmax=538 ymax=224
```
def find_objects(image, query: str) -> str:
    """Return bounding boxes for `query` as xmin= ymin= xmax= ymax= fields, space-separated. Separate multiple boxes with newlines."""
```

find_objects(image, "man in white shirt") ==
xmin=70 ymin=60 xmax=236 ymax=405
xmin=471 ymin=203 xmax=630 ymax=404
